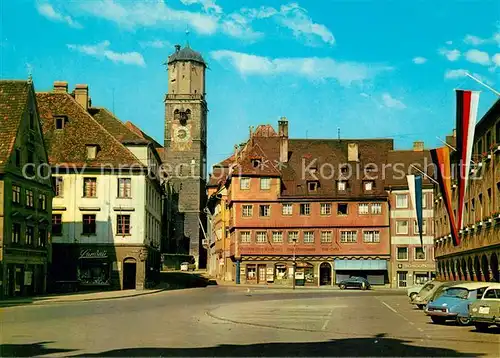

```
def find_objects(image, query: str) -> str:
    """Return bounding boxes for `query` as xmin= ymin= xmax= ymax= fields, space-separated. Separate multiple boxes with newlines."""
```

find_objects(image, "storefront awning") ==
xmin=334 ymin=259 xmax=387 ymax=270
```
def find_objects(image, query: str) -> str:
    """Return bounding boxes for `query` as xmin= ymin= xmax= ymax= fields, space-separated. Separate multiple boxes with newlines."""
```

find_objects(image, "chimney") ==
xmin=278 ymin=117 xmax=289 ymax=163
xmin=74 ymin=84 xmax=89 ymax=110
xmin=347 ymin=143 xmax=359 ymax=162
xmin=53 ymin=81 xmax=68 ymax=93
xmin=413 ymin=141 xmax=424 ymax=152
xmin=453 ymin=129 xmax=456 ymax=138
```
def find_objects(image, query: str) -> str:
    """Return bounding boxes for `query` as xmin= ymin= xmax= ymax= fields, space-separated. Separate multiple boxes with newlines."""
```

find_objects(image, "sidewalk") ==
xmin=0 ymin=288 xmax=164 ymax=308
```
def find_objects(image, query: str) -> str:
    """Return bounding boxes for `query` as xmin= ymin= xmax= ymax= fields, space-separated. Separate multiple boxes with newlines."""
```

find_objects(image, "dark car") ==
xmin=338 ymin=276 xmax=370 ymax=290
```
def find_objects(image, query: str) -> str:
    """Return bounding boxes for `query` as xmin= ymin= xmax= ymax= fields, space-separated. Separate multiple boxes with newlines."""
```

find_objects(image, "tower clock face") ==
xmin=175 ymin=126 xmax=190 ymax=142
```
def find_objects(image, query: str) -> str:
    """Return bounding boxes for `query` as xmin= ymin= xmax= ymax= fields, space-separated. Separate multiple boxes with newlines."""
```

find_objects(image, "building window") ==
xmin=340 ymin=231 xmax=357 ymax=243
xmin=240 ymin=177 xmax=250 ymax=190
xmin=26 ymin=226 xmax=34 ymax=245
xmin=288 ymin=231 xmax=299 ymax=243
xmin=304 ymin=231 xmax=314 ymax=243
xmin=414 ymin=220 xmax=427 ymax=235
xmin=337 ymin=203 xmax=348 ymax=215
xmin=54 ymin=177 xmax=64 ymax=197
xmin=38 ymin=194 xmax=47 ymax=211
xmin=397 ymin=247 xmax=408 ymax=260
xmin=300 ymin=203 xmax=310 ymax=216
xmin=272 ymin=231 xmax=283 ymax=243
xmin=82 ymin=214 xmax=97 ymax=235
xmin=308 ymin=181 xmax=319 ymax=191
xmin=117 ymin=215 xmax=131 ymax=235
xmin=282 ymin=203 xmax=293 ymax=215
xmin=358 ymin=203 xmax=369 ymax=215
xmin=371 ymin=203 xmax=382 ymax=214
xmin=52 ymin=214 xmax=62 ymax=235
xmin=256 ymin=231 xmax=267 ymax=243
xmin=260 ymin=177 xmax=271 ymax=190
xmin=251 ymin=158 xmax=262 ymax=168
xmin=415 ymin=247 xmax=426 ymax=260
xmin=337 ymin=181 xmax=347 ymax=191
xmin=38 ymin=228 xmax=47 ymax=247
xmin=242 ymin=205 xmax=253 ymax=217
xmin=259 ymin=205 xmax=270 ymax=217
xmin=12 ymin=223 xmax=21 ymax=244
xmin=55 ymin=115 xmax=67 ymax=129
xmin=320 ymin=231 xmax=332 ymax=243
xmin=240 ymin=231 xmax=251 ymax=243
xmin=421 ymin=193 xmax=427 ymax=208
xmin=364 ymin=181 xmax=374 ymax=191
xmin=363 ymin=231 xmax=380 ymax=243
xmin=320 ymin=203 xmax=331 ymax=216
xmin=12 ymin=185 xmax=21 ymax=204
xmin=396 ymin=220 xmax=409 ymax=234
xmin=26 ymin=189 xmax=34 ymax=208
xmin=86 ymin=145 xmax=98 ymax=159
xmin=118 ymin=178 xmax=131 ymax=198
xmin=398 ymin=271 xmax=408 ymax=288
xmin=83 ymin=178 xmax=97 ymax=197
xmin=396 ymin=194 xmax=408 ymax=208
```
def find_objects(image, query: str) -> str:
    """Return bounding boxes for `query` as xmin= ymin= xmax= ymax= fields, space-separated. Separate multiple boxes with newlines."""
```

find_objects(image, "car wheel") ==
xmin=431 ymin=316 xmax=446 ymax=324
xmin=474 ymin=323 xmax=489 ymax=332
xmin=409 ymin=292 xmax=417 ymax=300
xmin=456 ymin=316 xmax=471 ymax=326
xmin=339 ymin=284 xmax=346 ymax=290
xmin=361 ymin=283 xmax=367 ymax=290
xmin=417 ymin=304 xmax=425 ymax=310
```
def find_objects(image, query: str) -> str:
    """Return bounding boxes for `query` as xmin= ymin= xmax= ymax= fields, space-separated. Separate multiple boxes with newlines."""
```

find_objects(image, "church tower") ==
xmin=164 ymin=44 xmax=208 ymax=268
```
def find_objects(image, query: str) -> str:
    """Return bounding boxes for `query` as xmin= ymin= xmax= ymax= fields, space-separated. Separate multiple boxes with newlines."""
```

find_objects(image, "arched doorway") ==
xmin=474 ymin=256 xmax=482 ymax=281
xmin=490 ymin=253 xmax=499 ymax=282
xmin=123 ymin=257 xmax=137 ymax=290
xmin=319 ymin=262 xmax=332 ymax=286
xmin=481 ymin=255 xmax=490 ymax=282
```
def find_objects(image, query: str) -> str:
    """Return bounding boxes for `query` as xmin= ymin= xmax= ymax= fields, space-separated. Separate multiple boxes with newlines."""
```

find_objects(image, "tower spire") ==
xmin=185 ymin=26 xmax=190 ymax=47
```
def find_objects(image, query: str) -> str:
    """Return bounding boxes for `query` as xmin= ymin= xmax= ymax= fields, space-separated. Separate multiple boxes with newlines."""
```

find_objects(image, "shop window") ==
xmin=78 ymin=261 xmax=110 ymax=285
xmin=242 ymin=205 xmax=253 ymax=217
xmin=282 ymin=203 xmax=293 ymax=215
xmin=246 ymin=265 xmax=257 ymax=280
xmin=337 ymin=203 xmax=348 ymax=215
xmin=320 ymin=203 xmax=331 ymax=215
xmin=82 ymin=214 xmax=96 ymax=235
xmin=414 ymin=273 xmax=429 ymax=285
xmin=52 ymin=214 xmax=62 ymax=235
xmin=275 ymin=264 xmax=287 ymax=280
xmin=259 ymin=205 xmax=270 ymax=217
xmin=117 ymin=215 xmax=131 ymax=235
xmin=300 ymin=203 xmax=310 ymax=216
xmin=397 ymin=247 xmax=408 ymax=260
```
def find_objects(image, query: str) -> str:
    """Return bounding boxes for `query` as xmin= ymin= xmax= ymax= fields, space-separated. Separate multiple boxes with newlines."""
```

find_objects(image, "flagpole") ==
xmin=465 ymin=72 xmax=500 ymax=97
xmin=410 ymin=165 xmax=439 ymax=185
xmin=435 ymin=137 xmax=457 ymax=152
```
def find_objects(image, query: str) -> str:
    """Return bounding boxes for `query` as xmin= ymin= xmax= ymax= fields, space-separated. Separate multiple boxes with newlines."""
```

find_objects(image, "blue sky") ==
xmin=1 ymin=0 xmax=499 ymax=168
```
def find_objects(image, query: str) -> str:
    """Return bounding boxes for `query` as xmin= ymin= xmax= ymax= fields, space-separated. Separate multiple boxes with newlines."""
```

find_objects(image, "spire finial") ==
xmin=185 ymin=26 xmax=190 ymax=46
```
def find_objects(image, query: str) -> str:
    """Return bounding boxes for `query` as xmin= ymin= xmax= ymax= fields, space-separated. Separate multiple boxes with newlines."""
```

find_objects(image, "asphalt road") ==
xmin=1 ymin=286 xmax=499 ymax=357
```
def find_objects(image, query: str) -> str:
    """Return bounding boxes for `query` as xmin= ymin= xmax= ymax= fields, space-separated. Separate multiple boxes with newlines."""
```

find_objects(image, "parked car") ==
xmin=180 ymin=262 xmax=196 ymax=271
xmin=411 ymin=280 xmax=456 ymax=309
xmin=469 ymin=283 xmax=500 ymax=331
xmin=338 ymin=276 xmax=370 ymax=290
xmin=407 ymin=284 xmax=424 ymax=300
xmin=424 ymin=282 xmax=490 ymax=325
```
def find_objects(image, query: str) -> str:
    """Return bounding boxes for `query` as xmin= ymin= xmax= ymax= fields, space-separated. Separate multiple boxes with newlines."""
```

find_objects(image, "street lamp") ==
xmin=292 ymin=238 xmax=297 ymax=290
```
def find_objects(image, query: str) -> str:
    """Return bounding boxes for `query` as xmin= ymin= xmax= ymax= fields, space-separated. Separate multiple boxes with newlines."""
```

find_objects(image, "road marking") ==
xmin=321 ymin=309 xmax=334 ymax=331
xmin=381 ymin=301 xmax=398 ymax=314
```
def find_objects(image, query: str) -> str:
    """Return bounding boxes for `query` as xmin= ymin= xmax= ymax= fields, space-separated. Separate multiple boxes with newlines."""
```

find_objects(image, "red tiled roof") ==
xmin=36 ymin=92 xmax=145 ymax=169
xmin=89 ymin=107 xmax=149 ymax=145
xmin=0 ymin=80 xmax=30 ymax=171
xmin=124 ymin=121 xmax=163 ymax=148
xmin=385 ymin=150 xmax=434 ymax=188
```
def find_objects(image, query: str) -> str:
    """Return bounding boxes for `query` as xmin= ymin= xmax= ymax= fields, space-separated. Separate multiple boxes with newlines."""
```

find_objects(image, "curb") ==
xmin=0 ymin=289 xmax=166 ymax=308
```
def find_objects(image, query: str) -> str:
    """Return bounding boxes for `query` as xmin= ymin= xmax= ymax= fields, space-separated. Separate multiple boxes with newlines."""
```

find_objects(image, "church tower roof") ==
xmin=167 ymin=44 xmax=206 ymax=67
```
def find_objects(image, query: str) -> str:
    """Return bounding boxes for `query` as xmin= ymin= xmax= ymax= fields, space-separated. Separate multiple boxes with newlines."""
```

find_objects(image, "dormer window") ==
xmin=55 ymin=115 xmax=67 ymax=130
xmin=308 ymin=181 xmax=319 ymax=192
xmin=340 ymin=165 xmax=349 ymax=176
xmin=86 ymin=145 xmax=99 ymax=160
xmin=364 ymin=180 xmax=374 ymax=191
xmin=337 ymin=180 xmax=347 ymax=191
xmin=251 ymin=158 xmax=262 ymax=168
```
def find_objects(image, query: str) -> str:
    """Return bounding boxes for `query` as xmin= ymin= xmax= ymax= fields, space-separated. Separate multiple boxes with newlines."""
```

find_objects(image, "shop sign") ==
xmin=79 ymin=249 xmax=108 ymax=259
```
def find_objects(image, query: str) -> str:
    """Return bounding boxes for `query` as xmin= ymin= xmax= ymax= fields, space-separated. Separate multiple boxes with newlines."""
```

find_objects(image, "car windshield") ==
xmin=444 ymin=288 xmax=469 ymax=299
xmin=419 ymin=282 xmax=435 ymax=292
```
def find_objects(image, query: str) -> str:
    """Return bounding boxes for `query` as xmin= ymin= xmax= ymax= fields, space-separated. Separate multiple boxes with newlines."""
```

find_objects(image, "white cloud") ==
xmin=464 ymin=34 xmax=488 ymax=46
xmin=180 ymin=0 xmax=222 ymax=14
xmin=139 ymin=40 xmax=172 ymax=49
xmin=444 ymin=69 xmax=468 ymax=79
xmin=67 ymin=41 xmax=146 ymax=67
xmin=76 ymin=0 xmax=218 ymax=35
xmin=221 ymin=13 xmax=264 ymax=40
xmin=210 ymin=50 xmax=392 ymax=86
xmin=381 ymin=93 xmax=406 ymax=109
xmin=439 ymin=48 xmax=461 ymax=61
xmin=465 ymin=49 xmax=491 ymax=66
xmin=445 ymin=40 xmax=453 ymax=45
xmin=492 ymin=53 xmax=500 ymax=67
xmin=412 ymin=56 xmax=427 ymax=64
xmin=36 ymin=1 xmax=82 ymax=28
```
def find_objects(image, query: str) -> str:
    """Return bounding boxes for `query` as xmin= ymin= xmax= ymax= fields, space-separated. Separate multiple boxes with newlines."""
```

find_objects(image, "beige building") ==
xmin=0 ymin=80 xmax=53 ymax=299
xmin=37 ymin=82 xmax=162 ymax=292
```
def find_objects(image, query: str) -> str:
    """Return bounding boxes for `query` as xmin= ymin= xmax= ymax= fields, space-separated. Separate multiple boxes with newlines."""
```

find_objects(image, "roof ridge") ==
xmin=98 ymin=107 xmax=146 ymax=142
